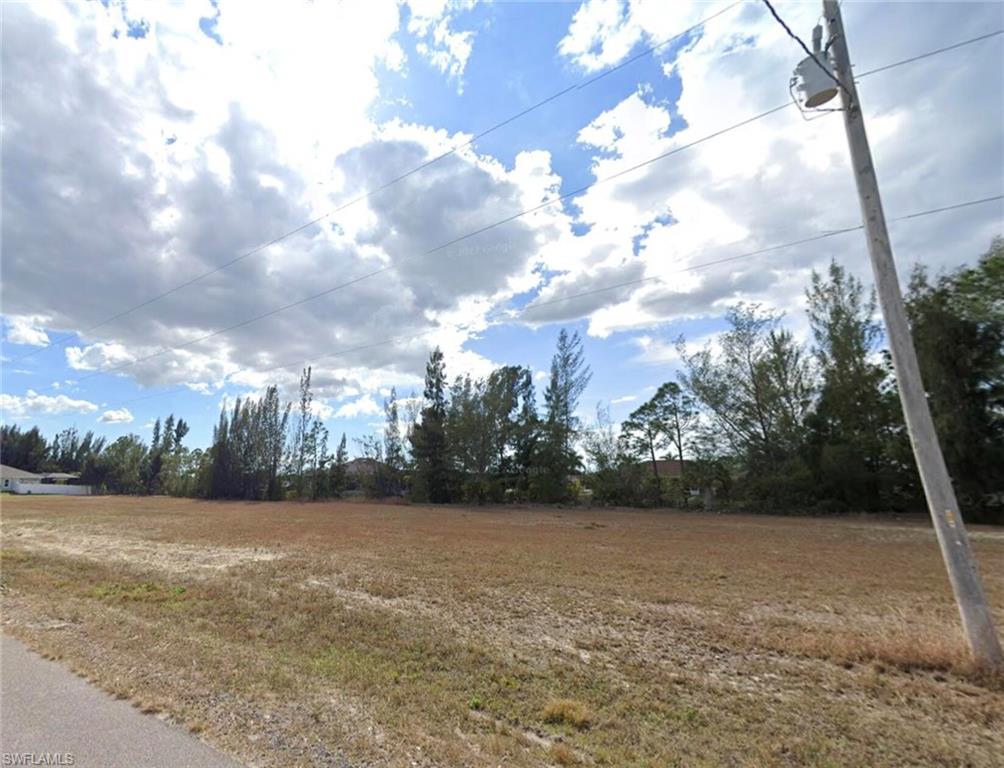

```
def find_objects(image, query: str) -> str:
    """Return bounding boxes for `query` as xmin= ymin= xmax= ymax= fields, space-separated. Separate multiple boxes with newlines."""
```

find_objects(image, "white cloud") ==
xmin=559 ymin=0 xmax=705 ymax=73
xmin=407 ymin=0 xmax=476 ymax=88
xmin=65 ymin=342 xmax=135 ymax=371
xmin=335 ymin=395 xmax=383 ymax=419
xmin=1 ymin=390 xmax=98 ymax=418
xmin=610 ymin=394 xmax=637 ymax=405
xmin=4 ymin=1 xmax=561 ymax=408
xmin=4 ymin=315 xmax=50 ymax=346
xmin=2 ymin=0 xmax=1000 ymax=420
xmin=99 ymin=407 xmax=135 ymax=423
xmin=310 ymin=399 xmax=335 ymax=421
xmin=632 ymin=335 xmax=680 ymax=366
xmin=541 ymin=0 xmax=1003 ymax=340
xmin=634 ymin=330 xmax=722 ymax=369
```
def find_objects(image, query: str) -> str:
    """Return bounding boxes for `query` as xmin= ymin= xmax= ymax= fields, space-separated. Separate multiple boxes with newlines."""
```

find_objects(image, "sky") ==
xmin=2 ymin=0 xmax=1002 ymax=453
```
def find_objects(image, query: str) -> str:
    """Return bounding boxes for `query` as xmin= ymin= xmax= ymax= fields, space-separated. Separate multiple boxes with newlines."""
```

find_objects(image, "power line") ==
xmin=8 ymin=25 xmax=998 ymax=376
xmin=12 ymin=25 xmax=1002 ymax=395
xmin=5 ymin=1 xmax=742 ymax=367
xmin=517 ymin=194 xmax=1003 ymax=316
xmin=90 ymin=193 xmax=1003 ymax=413
xmin=760 ymin=0 xmax=850 ymax=95
xmin=36 ymin=101 xmax=797 ymax=394
xmin=576 ymin=1 xmax=742 ymax=89
xmin=854 ymin=29 xmax=1003 ymax=78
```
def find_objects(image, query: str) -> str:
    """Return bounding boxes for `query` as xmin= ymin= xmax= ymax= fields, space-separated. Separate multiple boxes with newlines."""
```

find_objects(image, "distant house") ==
xmin=634 ymin=459 xmax=701 ymax=499
xmin=341 ymin=458 xmax=402 ymax=497
xmin=637 ymin=459 xmax=685 ymax=478
xmin=343 ymin=458 xmax=385 ymax=479
xmin=0 ymin=464 xmax=92 ymax=496
xmin=1 ymin=464 xmax=41 ymax=490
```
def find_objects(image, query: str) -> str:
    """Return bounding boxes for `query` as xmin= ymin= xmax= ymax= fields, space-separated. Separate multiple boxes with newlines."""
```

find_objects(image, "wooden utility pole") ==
xmin=823 ymin=0 xmax=1002 ymax=668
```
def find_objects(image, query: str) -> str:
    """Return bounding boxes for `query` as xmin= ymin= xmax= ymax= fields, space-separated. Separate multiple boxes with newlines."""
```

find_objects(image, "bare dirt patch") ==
xmin=6 ymin=521 xmax=282 ymax=575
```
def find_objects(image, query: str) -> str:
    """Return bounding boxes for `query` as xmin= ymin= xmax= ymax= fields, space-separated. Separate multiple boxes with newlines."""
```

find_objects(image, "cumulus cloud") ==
xmin=559 ymin=0 xmax=705 ymax=73
xmin=1 ymin=390 xmax=98 ymax=418
xmin=1 ymin=1 xmax=560 ymax=403
xmin=2 ymin=0 xmax=999 ymax=418
xmin=407 ymin=0 xmax=477 ymax=87
xmin=634 ymin=330 xmax=723 ymax=369
xmin=310 ymin=400 xmax=335 ymax=421
xmin=5 ymin=316 xmax=50 ymax=347
xmin=65 ymin=342 xmax=136 ymax=371
xmin=99 ymin=407 xmax=135 ymax=424
xmin=335 ymin=395 xmax=383 ymax=419
xmin=542 ymin=0 xmax=1003 ymax=339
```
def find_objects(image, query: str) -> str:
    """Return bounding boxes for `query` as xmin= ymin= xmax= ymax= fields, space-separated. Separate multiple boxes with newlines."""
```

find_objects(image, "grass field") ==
xmin=2 ymin=496 xmax=1003 ymax=767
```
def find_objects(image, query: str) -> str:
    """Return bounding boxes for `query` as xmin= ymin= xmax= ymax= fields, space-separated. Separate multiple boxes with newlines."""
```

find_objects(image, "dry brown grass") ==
xmin=2 ymin=495 xmax=1003 ymax=767
xmin=549 ymin=742 xmax=579 ymax=766
xmin=541 ymin=699 xmax=593 ymax=730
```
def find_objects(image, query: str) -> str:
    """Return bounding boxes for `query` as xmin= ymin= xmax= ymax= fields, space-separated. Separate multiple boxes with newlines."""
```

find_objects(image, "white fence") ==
xmin=9 ymin=481 xmax=92 ymax=496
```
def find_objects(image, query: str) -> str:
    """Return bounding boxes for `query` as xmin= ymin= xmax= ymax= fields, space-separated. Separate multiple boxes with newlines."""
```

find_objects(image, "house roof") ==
xmin=636 ymin=459 xmax=685 ymax=478
xmin=0 ymin=464 xmax=42 ymax=480
xmin=41 ymin=472 xmax=79 ymax=480
xmin=344 ymin=457 xmax=387 ymax=477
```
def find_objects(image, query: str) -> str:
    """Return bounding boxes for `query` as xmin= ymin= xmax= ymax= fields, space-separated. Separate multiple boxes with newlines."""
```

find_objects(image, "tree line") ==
xmin=605 ymin=240 xmax=1002 ymax=521
xmin=3 ymin=241 xmax=1001 ymax=521
xmin=2 ymin=415 xmax=190 ymax=495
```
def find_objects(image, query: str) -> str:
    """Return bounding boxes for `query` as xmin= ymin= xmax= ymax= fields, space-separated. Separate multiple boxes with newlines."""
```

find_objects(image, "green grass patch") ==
xmin=88 ymin=581 xmax=189 ymax=604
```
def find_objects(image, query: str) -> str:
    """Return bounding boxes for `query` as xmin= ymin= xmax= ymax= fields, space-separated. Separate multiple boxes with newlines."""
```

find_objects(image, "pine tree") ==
xmin=805 ymin=260 xmax=893 ymax=509
xmin=384 ymin=387 xmax=404 ymax=472
xmin=411 ymin=347 xmax=451 ymax=503
xmin=536 ymin=329 xmax=591 ymax=501
xmin=292 ymin=367 xmax=313 ymax=498
xmin=331 ymin=432 xmax=349 ymax=496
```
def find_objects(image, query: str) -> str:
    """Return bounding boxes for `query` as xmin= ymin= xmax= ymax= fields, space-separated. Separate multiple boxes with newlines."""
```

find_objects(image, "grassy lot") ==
xmin=2 ymin=495 xmax=1002 ymax=767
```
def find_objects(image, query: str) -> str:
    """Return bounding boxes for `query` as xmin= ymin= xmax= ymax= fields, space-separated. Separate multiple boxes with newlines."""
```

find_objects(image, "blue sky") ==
xmin=2 ymin=0 xmax=1002 ymax=453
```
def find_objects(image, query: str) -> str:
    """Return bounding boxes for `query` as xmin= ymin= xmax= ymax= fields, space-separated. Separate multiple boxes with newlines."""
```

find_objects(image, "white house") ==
xmin=0 ymin=464 xmax=92 ymax=496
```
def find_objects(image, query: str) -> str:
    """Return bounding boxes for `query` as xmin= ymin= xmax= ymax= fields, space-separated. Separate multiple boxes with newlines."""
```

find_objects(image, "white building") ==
xmin=0 ymin=464 xmax=92 ymax=495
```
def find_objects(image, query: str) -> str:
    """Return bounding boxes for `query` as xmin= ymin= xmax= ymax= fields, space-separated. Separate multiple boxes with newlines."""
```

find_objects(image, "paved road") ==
xmin=1 ymin=633 xmax=244 ymax=768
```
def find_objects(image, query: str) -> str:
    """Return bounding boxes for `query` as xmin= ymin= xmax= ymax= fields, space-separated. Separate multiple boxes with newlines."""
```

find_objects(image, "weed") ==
xmin=550 ymin=742 xmax=578 ymax=766
xmin=541 ymin=699 xmax=593 ymax=730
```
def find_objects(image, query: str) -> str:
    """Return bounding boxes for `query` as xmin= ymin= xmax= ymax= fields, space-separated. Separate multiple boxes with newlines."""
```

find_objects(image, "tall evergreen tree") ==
xmin=173 ymin=418 xmax=190 ymax=453
xmin=536 ymin=329 xmax=592 ymax=501
xmin=383 ymin=387 xmax=404 ymax=472
xmin=678 ymin=304 xmax=813 ymax=507
xmin=805 ymin=260 xmax=895 ymax=509
xmin=906 ymin=241 xmax=1004 ymax=521
xmin=292 ymin=367 xmax=313 ymax=498
xmin=331 ymin=432 xmax=349 ymax=496
xmin=162 ymin=414 xmax=176 ymax=453
xmin=410 ymin=347 xmax=451 ymax=503
xmin=306 ymin=418 xmax=328 ymax=500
